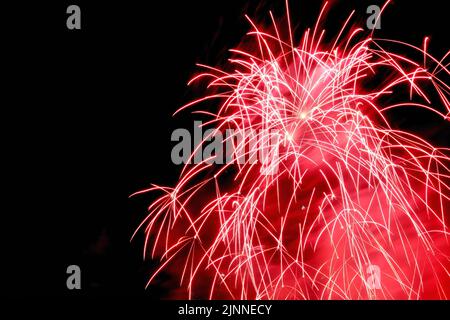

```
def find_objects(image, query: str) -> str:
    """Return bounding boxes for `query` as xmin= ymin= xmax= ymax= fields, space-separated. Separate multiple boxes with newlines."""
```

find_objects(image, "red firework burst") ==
xmin=133 ymin=1 xmax=450 ymax=299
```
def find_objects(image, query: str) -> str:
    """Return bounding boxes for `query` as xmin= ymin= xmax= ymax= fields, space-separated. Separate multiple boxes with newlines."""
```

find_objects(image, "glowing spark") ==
xmin=133 ymin=2 xmax=450 ymax=300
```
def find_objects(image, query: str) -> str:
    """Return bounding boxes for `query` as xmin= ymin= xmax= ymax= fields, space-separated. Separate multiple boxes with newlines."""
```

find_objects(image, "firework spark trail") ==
xmin=133 ymin=1 xmax=450 ymax=299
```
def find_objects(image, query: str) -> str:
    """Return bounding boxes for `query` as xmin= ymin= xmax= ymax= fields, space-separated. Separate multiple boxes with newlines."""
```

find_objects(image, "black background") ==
xmin=2 ymin=0 xmax=449 ymax=304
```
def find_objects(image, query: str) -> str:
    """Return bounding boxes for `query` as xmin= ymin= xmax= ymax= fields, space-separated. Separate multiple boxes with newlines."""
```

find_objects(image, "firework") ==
xmin=133 ymin=1 xmax=450 ymax=299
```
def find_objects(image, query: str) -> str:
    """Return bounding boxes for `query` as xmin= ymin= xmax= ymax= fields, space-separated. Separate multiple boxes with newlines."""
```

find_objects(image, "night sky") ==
xmin=2 ymin=0 xmax=449 ymax=297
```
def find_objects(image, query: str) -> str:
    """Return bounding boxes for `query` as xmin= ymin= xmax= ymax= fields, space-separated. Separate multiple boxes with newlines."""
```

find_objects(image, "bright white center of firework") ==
xmin=299 ymin=112 xmax=307 ymax=119
xmin=286 ymin=133 xmax=294 ymax=141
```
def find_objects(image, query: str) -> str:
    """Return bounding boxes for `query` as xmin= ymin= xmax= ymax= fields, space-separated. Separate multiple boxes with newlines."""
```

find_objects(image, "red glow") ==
xmin=134 ymin=2 xmax=450 ymax=299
